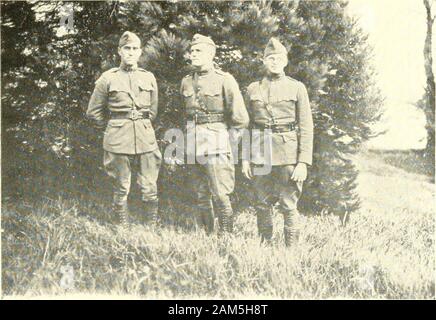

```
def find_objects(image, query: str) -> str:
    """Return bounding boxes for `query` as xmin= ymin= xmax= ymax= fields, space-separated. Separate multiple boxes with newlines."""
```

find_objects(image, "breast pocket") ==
xmin=182 ymin=89 xmax=195 ymax=109
xmin=202 ymin=86 xmax=223 ymax=112
xmin=272 ymin=92 xmax=297 ymax=120
xmin=249 ymin=94 xmax=271 ymax=121
xmin=108 ymin=83 xmax=129 ymax=103
xmin=138 ymin=83 xmax=153 ymax=106
xmin=250 ymin=94 xmax=264 ymax=108
xmin=272 ymin=92 xmax=297 ymax=103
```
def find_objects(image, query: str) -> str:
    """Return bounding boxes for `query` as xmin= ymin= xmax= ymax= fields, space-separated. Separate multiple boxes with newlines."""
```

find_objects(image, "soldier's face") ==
xmin=190 ymin=44 xmax=215 ymax=67
xmin=263 ymin=54 xmax=288 ymax=74
xmin=118 ymin=41 xmax=142 ymax=66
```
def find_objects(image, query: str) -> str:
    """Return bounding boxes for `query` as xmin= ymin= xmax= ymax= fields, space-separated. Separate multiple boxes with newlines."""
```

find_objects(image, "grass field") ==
xmin=2 ymin=150 xmax=434 ymax=299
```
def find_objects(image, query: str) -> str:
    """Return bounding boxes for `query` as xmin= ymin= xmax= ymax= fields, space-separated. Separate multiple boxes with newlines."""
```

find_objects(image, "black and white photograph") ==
xmin=1 ymin=0 xmax=434 ymax=301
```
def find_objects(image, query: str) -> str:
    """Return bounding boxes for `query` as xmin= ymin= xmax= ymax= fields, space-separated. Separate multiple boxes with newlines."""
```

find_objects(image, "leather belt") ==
xmin=111 ymin=109 xmax=150 ymax=120
xmin=186 ymin=113 xmax=225 ymax=125
xmin=253 ymin=122 xmax=296 ymax=133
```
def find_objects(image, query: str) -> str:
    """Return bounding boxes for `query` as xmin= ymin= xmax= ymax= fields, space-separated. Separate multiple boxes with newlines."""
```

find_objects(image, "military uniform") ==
xmin=87 ymin=32 xmax=161 ymax=225
xmin=180 ymin=34 xmax=249 ymax=234
xmin=245 ymin=38 xmax=313 ymax=246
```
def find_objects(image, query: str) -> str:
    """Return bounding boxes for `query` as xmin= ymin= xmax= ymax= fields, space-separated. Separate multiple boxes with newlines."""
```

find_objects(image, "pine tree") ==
xmin=2 ymin=1 xmax=382 ymax=218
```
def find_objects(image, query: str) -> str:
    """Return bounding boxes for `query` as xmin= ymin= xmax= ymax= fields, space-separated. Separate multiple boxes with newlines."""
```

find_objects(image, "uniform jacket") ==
xmin=246 ymin=74 xmax=313 ymax=166
xmin=87 ymin=66 xmax=158 ymax=155
xmin=180 ymin=67 xmax=249 ymax=157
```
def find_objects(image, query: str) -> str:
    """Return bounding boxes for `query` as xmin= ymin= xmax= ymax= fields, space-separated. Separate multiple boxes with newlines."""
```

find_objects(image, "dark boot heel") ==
xmin=114 ymin=202 xmax=129 ymax=227
xmin=143 ymin=200 xmax=159 ymax=227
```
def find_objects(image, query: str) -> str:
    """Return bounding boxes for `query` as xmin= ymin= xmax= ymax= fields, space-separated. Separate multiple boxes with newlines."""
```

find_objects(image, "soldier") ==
xmin=242 ymin=37 xmax=314 ymax=247
xmin=87 ymin=31 xmax=161 ymax=226
xmin=179 ymin=34 xmax=249 ymax=234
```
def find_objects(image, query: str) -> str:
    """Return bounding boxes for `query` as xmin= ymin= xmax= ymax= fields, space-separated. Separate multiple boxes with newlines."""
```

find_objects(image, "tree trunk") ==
xmin=423 ymin=0 xmax=435 ymax=179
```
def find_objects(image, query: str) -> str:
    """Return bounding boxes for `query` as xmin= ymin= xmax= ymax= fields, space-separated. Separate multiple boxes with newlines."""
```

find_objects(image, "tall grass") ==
xmin=2 ymin=152 xmax=434 ymax=299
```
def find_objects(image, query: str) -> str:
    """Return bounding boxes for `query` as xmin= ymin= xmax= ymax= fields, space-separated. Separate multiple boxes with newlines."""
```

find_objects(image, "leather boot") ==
xmin=143 ymin=200 xmax=159 ymax=227
xmin=197 ymin=199 xmax=214 ymax=234
xmin=202 ymin=206 xmax=215 ymax=235
xmin=256 ymin=204 xmax=273 ymax=244
xmin=222 ymin=208 xmax=234 ymax=234
xmin=283 ymin=209 xmax=300 ymax=247
xmin=113 ymin=202 xmax=129 ymax=226
xmin=215 ymin=198 xmax=233 ymax=235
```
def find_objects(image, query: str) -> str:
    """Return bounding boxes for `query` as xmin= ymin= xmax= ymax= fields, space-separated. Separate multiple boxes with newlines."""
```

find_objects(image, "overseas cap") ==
xmin=190 ymin=34 xmax=216 ymax=48
xmin=119 ymin=31 xmax=141 ymax=48
xmin=264 ymin=37 xmax=287 ymax=58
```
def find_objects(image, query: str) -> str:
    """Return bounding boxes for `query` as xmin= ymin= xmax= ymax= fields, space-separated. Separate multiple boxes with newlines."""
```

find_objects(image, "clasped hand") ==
xmin=242 ymin=160 xmax=307 ymax=182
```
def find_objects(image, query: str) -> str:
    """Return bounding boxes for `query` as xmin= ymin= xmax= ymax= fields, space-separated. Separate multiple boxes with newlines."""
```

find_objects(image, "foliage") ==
xmin=1 ymin=1 xmax=383 ymax=216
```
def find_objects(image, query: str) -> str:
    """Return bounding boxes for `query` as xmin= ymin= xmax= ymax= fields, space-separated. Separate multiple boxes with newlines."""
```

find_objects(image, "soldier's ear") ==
xmin=281 ymin=54 xmax=289 ymax=67
xmin=262 ymin=57 xmax=270 ymax=68
xmin=210 ymin=46 xmax=216 ymax=59
xmin=203 ymin=45 xmax=215 ymax=60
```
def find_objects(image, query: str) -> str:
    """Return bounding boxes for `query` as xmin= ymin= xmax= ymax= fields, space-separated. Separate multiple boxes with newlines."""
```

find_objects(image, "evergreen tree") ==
xmin=1 ymin=1 xmax=382 ymax=218
xmin=1 ymin=1 xmax=60 ymax=197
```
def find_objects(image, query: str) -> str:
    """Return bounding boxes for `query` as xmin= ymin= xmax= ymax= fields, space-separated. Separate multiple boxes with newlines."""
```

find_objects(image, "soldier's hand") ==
xmin=291 ymin=162 xmax=307 ymax=183
xmin=242 ymin=160 xmax=253 ymax=180
xmin=165 ymin=157 xmax=182 ymax=173
xmin=167 ymin=163 xmax=177 ymax=173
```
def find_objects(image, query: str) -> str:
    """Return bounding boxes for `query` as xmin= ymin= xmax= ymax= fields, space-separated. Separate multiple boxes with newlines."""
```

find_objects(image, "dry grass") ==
xmin=2 ymin=151 xmax=434 ymax=299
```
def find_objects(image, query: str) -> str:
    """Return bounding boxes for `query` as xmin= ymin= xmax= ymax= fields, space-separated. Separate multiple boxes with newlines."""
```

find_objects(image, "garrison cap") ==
xmin=119 ymin=31 xmax=141 ymax=48
xmin=190 ymin=34 xmax=216 ymax=48
xmin=264 ymin=37 xmax=287 ymax=58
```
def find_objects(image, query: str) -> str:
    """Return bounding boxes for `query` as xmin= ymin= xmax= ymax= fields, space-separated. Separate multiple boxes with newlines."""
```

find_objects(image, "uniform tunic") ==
xmin=246 ymin=74 xmax=313 ymax=165
xmin=180 ymin=68 xmax=249 ymax=158
xmin=180 ymin=67 xmax=249 ymax=233
xmin=87 ymin=67 xmax=159 ymax=155
xmin=246 ymin=73 xmax=314 ymax=244
xmin=87 ymin=66 xmax=161 ymax=205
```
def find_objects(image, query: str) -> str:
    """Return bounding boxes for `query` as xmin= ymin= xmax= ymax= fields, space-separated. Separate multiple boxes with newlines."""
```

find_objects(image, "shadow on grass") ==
xmin=368 ymin=149 xmax=434 ymax=180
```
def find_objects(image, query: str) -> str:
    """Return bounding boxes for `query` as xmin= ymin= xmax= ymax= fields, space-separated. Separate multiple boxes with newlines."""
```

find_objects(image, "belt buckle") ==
xmin=130 ymin=109 xmax=140 ymax=121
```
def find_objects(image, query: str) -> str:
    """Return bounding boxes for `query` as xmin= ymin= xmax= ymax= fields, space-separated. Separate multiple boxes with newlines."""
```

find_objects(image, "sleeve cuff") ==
xmin=297 ymin=155 xmax=312 ymax=166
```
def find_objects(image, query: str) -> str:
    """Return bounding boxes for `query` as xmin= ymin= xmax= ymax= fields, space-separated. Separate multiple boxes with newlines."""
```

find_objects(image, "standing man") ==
xmin=242 ymin=38 xmax=314 ymax=247
xmin=179 ymin=34 xmax=249 ymax=234
xmin=87 ymin=31 xmax=161 ymax=226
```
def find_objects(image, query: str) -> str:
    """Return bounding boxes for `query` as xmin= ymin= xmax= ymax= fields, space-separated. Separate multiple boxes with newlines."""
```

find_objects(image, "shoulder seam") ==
xmin=101 ymin=68 xmax=119 ymax=76
xmin=247 ymin=80 xmax=261 ymax=91
xmin=215 ymin=69 xmax=227 ymax=75
xmin=286 ymin=76 xmax=300 ymax=82
xmin=248 ymin=80 xmax=260 ymax=87
xmin=137 ymin=68 xmax=150 ymax=73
